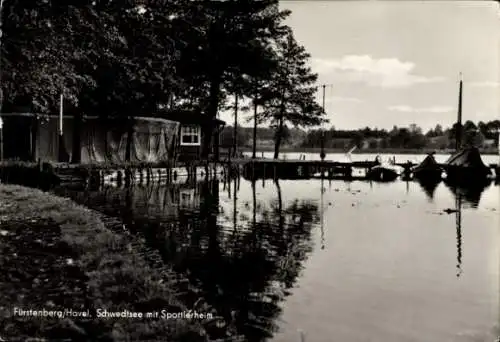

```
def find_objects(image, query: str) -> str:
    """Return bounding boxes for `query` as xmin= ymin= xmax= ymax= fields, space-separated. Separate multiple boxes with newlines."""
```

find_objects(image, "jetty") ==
xmin=236 ymin=158 xmax=500 ymax=182
xmin=0 ymin=160 xmax=230 ymax=188
xmin=0 ymin=156 xmax=498 ymax=188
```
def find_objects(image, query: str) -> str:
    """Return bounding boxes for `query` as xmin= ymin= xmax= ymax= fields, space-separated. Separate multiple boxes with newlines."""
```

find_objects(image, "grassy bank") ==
xmin=237 ymin=146 xmax=500 ymax=155
xmin=0 ymin=184 xmax=210 ymax=342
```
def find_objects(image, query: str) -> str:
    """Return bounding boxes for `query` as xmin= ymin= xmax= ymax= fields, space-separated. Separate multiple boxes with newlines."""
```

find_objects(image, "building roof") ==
xmin=156 ymin=109 xmax=225 ymax=126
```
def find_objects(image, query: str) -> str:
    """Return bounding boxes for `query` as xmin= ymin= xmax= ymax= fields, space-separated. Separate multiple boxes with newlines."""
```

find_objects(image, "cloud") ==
xmin=312 ymin=55 xmax=445 ymax=88
xmin=388 ymin=105 xmax=454 ymax=113
xmin=325 ymin=96 xmax=363 ymax=103
xmin=469 ymin=81 xmax=500 ymax=88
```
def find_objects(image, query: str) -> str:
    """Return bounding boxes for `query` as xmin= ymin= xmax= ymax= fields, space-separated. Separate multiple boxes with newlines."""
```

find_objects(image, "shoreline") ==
xmin=236 ymin=147 xmax=500 ymax=155
xmin=0 ymin=184 xmax=210 ymax=341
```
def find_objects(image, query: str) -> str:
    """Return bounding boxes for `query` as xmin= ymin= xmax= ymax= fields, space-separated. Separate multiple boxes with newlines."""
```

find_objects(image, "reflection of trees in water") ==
xmin=52 ymin=178 xmax=320 ymax=341
xmin=156 ymin=178 xmax=320 ymax=341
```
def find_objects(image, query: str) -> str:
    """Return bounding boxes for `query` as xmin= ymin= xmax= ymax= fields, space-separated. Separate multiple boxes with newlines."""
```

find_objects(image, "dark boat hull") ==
xmin=444 ymin=147 xmax=492 ymax=186
xmin=444 ymin=166 xmax=491 ymax=186
xmin=411 ymin=153 xmax=442 ymax=182
xmin=366 ymin=166 xmax=398 ymax=182
xmin=412 ymin=168 xmax=442 ymax=182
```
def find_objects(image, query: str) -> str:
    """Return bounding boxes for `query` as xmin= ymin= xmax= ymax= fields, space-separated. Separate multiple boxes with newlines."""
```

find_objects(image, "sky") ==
xmin=219 ymin=0 xmax=500 ymax=131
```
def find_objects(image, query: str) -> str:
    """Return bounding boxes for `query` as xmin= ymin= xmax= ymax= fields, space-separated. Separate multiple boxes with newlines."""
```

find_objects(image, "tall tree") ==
xmin=175 ymin=0 xmax=290 ymax=158
xmin=1 ymin=2 xmax=100 ymax=113
xmin=259 ymin=31 xmax=326 ymax=159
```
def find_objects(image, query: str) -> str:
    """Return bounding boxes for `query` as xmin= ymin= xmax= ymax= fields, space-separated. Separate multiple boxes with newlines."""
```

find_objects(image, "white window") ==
xmin=180 ymin=125 xmax=201 ymax=146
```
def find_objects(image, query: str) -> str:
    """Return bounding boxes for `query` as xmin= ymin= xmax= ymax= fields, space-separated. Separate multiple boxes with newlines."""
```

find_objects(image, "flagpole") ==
xmin=59 ymin=94 xmax=63 ymax=135
xmin=58 ymin=93 xmax=67 ymax=162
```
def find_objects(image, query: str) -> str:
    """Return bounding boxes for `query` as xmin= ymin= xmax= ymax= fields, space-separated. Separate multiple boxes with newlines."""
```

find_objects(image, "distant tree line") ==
xmin=221 ymin=120 xmax=500 ymax=151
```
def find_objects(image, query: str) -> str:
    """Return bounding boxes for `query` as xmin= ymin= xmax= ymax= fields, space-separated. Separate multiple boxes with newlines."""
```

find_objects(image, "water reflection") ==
xmin=455 ymin=193 xmax=463 ymax=278
xmin=320 ymin=178 xmax=326 ymax=250
xmin=444 ymin=179 xmax=491 ymax=208
xmin=416 ymin=178 xmax=440 ymax=201
xmin=49 ymin=174 xmax=498 ymax=342
xmin=54 ymin=178 xmax=320 ymax=341
xmin=445 ymin=183 xmax=490 ymax=278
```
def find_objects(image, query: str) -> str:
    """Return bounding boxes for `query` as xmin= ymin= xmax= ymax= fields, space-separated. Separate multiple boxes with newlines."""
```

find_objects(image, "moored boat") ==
xmin=444 ymin=147 xmax=491 ymax=185
xmin=366 ymin=165 xmax=398 ymax=181
xmin=411 ymin=153 xmax=443 ymax=181
xmin=442 ymin=74 xmax=491 ymax=186
xmin=366 ymin=157 xmax=400 ymax=182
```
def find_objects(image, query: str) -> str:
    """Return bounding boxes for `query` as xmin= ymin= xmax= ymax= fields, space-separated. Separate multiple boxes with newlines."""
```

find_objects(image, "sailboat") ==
xmin=411 ymin=152 xmax=443 ymax=181
xmin=444 ymin=74 xmax=491 ymax=185
xmin=364 ymin=147 xmax=404 ymax=181
xmin=365 ymin=155 xmax=401 ymax=181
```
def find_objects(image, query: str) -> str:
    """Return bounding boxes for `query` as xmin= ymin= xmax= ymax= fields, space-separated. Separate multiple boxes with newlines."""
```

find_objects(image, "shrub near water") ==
xmin=0 ymin=185 xmax=208 ymax=342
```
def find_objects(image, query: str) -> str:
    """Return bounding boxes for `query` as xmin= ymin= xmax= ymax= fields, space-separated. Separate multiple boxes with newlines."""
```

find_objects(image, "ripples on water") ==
xmin=53 ymin=171 xmax=499 ymax=342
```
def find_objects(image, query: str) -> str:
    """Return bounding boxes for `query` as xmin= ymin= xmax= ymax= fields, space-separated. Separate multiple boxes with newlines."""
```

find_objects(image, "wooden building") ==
xmin=0 ymin=110 xmax=225 ymax=164
xmin=158 ymin=110 xmax=226 ymax=162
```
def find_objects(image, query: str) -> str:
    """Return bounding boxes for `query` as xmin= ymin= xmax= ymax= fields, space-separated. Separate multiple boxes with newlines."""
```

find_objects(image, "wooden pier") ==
xmin=0 ymin=160 xmax=232 ymax=188
xmin=1 ymin=157 xmax=498 ymax=188
xmin=235 ymin=158 xmax=500 ymax=182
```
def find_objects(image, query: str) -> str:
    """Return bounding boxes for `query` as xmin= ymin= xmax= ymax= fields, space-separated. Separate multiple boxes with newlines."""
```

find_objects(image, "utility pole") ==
xmin=319 ymin=84 xmax=334 ymax=161
xmin=322 ymin=84 xmax=326 ymax=112
xmin=320 ymin=85 xmax=326 ymax=161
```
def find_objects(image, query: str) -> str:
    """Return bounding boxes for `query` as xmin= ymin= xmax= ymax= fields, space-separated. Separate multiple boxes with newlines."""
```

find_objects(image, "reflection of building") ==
xmin=179 ymin=188 xmax=201 ymax=209
xmin=76 ymin=180 xmax=214 ymax=222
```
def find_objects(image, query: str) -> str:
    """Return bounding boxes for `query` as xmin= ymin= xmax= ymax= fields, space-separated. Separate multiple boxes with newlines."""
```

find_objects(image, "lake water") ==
xmin=53 ymin=153 xmax=499 ymax=342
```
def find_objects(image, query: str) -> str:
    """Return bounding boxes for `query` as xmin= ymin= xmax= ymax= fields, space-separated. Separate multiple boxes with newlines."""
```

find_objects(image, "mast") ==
xmin=455 ymin=73 xmax=463 ymax=151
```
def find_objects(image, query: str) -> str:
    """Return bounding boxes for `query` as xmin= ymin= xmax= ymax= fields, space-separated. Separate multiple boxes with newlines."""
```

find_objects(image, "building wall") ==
xmin=177 ymin=124 xmax=202 ymax=162
xmin=2 ymin=115 xmax=180 ymax=164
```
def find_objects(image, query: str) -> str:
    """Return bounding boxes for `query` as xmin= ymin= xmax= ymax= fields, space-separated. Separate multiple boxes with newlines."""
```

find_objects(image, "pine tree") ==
xmin=259 ymin=31 xmax=326 ymax=159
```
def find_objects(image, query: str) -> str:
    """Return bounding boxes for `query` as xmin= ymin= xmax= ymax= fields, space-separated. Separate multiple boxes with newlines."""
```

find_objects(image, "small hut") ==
xmin=155 ymin=110 xmax=225 ymax=162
